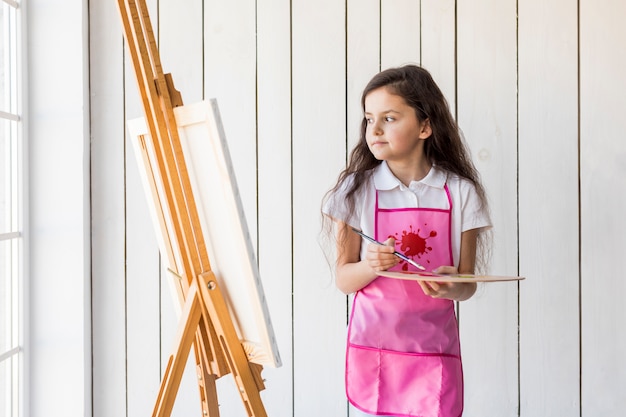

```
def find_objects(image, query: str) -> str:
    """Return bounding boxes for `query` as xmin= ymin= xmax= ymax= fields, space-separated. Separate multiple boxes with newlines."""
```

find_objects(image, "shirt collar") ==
xmin=373 ymin=161 xmax=447 ymax=190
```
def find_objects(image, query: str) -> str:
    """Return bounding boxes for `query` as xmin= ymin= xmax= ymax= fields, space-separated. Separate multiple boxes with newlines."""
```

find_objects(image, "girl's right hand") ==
xmin=365 ymin=238 xmax=399 ymax=272
xmin=336 ymin=223 xmax=396 ymax=294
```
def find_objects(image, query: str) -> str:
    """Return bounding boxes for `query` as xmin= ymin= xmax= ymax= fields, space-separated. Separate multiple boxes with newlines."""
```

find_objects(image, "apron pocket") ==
xmin=346 ymin=343 xmax=463 ymax=417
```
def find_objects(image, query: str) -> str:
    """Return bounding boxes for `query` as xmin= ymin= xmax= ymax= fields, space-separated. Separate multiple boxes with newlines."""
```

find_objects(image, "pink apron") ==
xmin=346 ymin=185 xmax=463 ymax=417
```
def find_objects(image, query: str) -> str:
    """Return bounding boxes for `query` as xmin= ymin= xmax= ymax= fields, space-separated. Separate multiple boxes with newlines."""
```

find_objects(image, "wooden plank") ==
xmin=456 ymin=1 xmax=519 ymax=415
xmin=118 ymin=1 xmax=199 ymax=414
xmin=202 ymin=2 xmax=259 ymax=415
xmin=125 ymin=113 xmax=162 ymax=417
xmin=118 ymin=1 xmax=165 ymax=416
xmin=159 ymin=0 xmax=204 ymax=104
xmin=28 ymin=0 xmax=91 ymax=408
xmin=580 ymin=0 xmax=626 ymax=414
xmin=380 ymin=0 xmax=421 ymax=68
xmin=347 ymin=0 xmax=380 ymax=151
xmin=90 ymin=0 xmax=128 ymax=415
xmin=346 ymin=3 xmax=380 ymax=415
xmin=256 ymin=0 xmax=294 ymax=414
xmin=420 ymin=0 xmax=456 ymax=113
xmin=518 ymin=1 xmax=580 ymax=415
xmin=346 ymin=4 xmax=381 ymax=415
xmin=203 ymin=0 xmax=258 ymax=251
xmin=157 ymin=1 xmax=205 ymax=414
xmin=292 ymin=0 xmax=348 ymax=415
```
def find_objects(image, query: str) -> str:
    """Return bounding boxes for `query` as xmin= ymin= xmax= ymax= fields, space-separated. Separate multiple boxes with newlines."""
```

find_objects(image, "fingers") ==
xmin=433 ymin=265 xmax=457 ymax=275
xmin=417 ymin=280 xmax=434 ymax=296
xmin=365 ymin=241 xmax=398 ymax=271
xmin=366 ymin=255 xmax=398 ymax=271
xmin=382 ymin=237 xmax=396 ymax=247
xmin=419 ymin=280 xmax=445 ymax=298
xmin=424 ymin=266 xmax=459 ymax=297
xmin=420 ymin=280 xmax=475 ymax=301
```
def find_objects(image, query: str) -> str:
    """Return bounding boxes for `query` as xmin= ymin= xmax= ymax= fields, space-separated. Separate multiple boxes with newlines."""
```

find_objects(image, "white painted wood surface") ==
xmin=291 ymin=1 xmax=347 ymax=415
xmin=456 ymin=1 xmax=519 ymax=415
xmin=256 ymin=0 xmax=294 ymax=414
xmin=85 ymin=1 xmax=626 ymax=416
xmin=519 ymin=1 xmax=580 ymax=415
xmin=27 ymin=1 xmax=92 ymax=416
xmin=156 ymin=1 xmax=206 ymax=414
xmin=381 ymin=0 xmax=421 ymax=68
xmin=580 ymin=0 xmax=626 ymax=415
xmin=347 ymin=0 xmax=379 ymax=152
xmin=90 ymin=0 xmax=127 ymax=414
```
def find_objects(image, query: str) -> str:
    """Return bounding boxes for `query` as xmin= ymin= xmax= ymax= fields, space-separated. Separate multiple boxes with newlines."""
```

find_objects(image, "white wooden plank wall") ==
xmin=580 ymin=0 xmax=626 ymax=415
xmin=157 ymin=1 xmax=206 ymax=414
xmin=90 ymin=1 xmax=626 ymax=416
xmin=456 ymin=1 xmax=519 ymax=416
xmin=518 ymin=1 xmax=579 ymax=415
xmin=90 ymin=0 xmax=127 ymax=415
xmin=122 ymin=6 xmax=162 ymax=416
xmin=291 ymin=1 xmax=346 ymax=415
xmin=256 ymin=0 xmax=293 ymax=413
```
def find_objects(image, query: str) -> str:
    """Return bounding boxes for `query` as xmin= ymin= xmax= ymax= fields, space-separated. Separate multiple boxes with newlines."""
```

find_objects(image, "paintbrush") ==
xmin=351 ymin=227 xmax=426 ymax=271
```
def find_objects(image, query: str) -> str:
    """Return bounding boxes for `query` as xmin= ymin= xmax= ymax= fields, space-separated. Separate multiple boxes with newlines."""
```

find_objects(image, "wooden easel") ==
xmin=116 ymin=1 xmax=268 ymax=416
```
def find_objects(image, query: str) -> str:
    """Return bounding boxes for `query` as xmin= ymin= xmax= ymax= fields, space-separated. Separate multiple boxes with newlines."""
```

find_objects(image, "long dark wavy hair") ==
xmin=322 ymin=64 xmax=491 ymax=272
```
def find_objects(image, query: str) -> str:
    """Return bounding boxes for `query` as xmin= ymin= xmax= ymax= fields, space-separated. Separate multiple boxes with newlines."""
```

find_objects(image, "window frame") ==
xmin=1 ymin=0 xmax=26 ymax=416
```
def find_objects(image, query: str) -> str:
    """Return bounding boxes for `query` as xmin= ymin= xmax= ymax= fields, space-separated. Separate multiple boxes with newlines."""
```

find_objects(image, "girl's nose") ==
xmin=372 ymin=121 xmax=383 ymax=135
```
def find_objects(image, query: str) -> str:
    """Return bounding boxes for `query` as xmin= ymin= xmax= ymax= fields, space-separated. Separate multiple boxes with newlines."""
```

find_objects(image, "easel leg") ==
xmin=152 ymin=284 xmax=203 ymax=417
xmin=198 ymin=273 xmax=268 ymax=417
xmin=194 ymin=331 xmax=220 ymax=417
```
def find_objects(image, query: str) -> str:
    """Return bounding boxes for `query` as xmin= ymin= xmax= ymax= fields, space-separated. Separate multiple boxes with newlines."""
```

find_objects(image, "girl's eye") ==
xmin=364 ymin=116 xmax=393 ymax=124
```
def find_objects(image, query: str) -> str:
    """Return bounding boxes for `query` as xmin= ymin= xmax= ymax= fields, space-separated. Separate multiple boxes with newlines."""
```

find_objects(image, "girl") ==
xmin=322 ymin=65 xmax=491 ymax=417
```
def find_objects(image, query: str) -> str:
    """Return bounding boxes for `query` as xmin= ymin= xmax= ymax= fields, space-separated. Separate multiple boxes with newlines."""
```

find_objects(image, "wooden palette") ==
xmin=377 ymin=270 xmax=525 ymax=283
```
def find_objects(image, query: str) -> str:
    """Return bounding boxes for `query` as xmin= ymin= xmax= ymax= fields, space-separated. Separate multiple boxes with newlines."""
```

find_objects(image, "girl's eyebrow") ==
xmin=364 ymin=109 xmax=400 ymax=115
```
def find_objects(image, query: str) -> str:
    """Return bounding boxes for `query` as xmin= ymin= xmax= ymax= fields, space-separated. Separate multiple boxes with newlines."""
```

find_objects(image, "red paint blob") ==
xmin=390 ymin=224 xmax=437 ymax=267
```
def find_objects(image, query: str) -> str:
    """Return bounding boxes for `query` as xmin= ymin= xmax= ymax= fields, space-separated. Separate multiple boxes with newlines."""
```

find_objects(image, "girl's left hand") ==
xmin=418 ymin=265 xmax=477 ymax=301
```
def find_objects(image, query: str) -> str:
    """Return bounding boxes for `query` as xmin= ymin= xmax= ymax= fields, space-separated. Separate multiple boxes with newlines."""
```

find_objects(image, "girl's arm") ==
xmin=335 ymin=221 xmax=399 ymax=294
xmin=418 ymin=228 xmax=479 ymax=301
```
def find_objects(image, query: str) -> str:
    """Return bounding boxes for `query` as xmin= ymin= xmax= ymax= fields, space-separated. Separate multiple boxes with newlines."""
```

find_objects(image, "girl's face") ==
xmin=364 ymin=87 xmax=431 ymax=166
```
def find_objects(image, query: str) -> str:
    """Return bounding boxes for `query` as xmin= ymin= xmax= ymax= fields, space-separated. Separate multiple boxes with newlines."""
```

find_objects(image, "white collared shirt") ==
xmin=324 ymin=161 xmax=491 ymax=266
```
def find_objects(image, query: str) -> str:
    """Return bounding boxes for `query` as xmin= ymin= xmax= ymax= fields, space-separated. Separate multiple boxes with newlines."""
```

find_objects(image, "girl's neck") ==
xmin=387 ymin=159 xmax=432 ymax=187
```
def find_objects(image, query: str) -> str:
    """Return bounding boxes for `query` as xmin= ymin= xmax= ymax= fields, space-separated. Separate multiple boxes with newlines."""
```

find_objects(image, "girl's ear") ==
xmin=419 ymin=118 xmax=433 ymax=139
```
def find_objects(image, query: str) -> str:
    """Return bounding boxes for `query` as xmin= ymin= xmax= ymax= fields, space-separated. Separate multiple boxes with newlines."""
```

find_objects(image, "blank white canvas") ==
xmin=127 ymin=99 xmax=282 ymax=369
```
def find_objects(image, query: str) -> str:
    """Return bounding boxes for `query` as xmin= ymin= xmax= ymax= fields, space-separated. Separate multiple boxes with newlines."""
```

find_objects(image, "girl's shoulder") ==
xmin=438 ymin=168 xmax=477 ymax=190
xmin=437 ymin=169 xmax=484 ymax=207
xmin=338 ymin=166 xmax=377 ymax=194
xmin=322 ymin=168 xmax=375 ymax=220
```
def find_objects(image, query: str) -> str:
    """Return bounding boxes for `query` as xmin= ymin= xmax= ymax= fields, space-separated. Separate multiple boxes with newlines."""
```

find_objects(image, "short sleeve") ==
xmin=322 ymin=174 xmax=362 ymax=228
xmin=459 ymin=179 xmax=492 ymax=233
